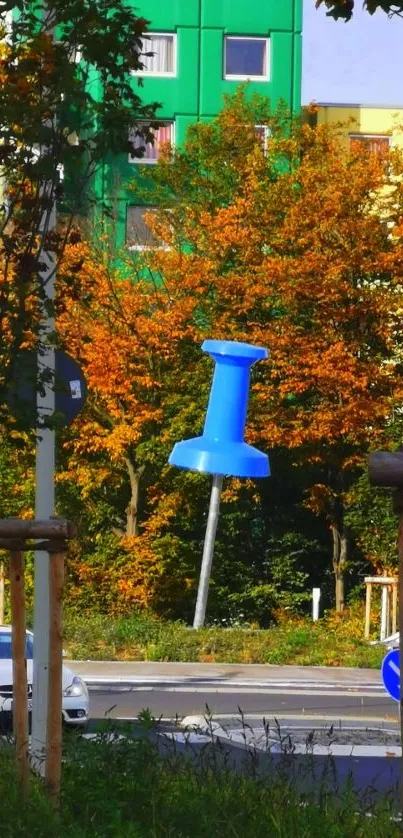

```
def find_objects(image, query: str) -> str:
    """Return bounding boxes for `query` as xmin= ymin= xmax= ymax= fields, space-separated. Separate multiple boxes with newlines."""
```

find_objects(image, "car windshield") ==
xmin=0 ymin=632 xmax=33 ymax=660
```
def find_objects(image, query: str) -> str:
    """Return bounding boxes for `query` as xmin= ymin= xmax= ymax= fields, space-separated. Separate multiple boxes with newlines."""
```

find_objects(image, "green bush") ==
xmin=63 ymin=606 xmax=385 ymax=668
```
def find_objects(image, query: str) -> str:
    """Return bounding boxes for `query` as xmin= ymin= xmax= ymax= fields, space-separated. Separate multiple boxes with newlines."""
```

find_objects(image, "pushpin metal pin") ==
xmin=169 ymin=340 xmax=270 ymax=629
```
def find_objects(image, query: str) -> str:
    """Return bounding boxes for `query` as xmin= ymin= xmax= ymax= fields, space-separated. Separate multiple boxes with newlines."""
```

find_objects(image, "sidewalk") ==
xmin=68 ymin=659 xmax=383 ymax=687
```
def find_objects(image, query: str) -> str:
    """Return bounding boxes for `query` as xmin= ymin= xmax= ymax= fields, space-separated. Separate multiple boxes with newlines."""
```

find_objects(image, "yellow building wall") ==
xmin=316 ymin=104 xmax=403 ymax=151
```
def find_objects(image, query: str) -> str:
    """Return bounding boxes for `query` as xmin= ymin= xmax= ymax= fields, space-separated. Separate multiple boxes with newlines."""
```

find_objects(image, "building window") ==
xmin=126 ymin=206 xmax=161 ymax=250
xmin=349 ymin=134 xmax=390 ymax=156
xmin=129 ymin=122 xmax=175 ymax=164
xmin=135 ymin=33 xmax=177 ymax=76
xmin=224 ymin=37 xmax=270 ymax=81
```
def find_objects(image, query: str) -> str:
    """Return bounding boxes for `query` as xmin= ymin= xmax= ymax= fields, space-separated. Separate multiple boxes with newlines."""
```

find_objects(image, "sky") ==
xmin=302 ymin=0 xmax=403 ymax=105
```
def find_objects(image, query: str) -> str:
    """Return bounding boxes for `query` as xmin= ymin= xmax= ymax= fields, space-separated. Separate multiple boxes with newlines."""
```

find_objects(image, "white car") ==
xmin=0 ymin=626 xmax=89 ymax=727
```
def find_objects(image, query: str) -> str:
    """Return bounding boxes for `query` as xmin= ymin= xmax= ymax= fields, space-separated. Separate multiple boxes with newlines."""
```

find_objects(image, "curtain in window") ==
xmin=129 ymin=124 xmax=173 ymax=162
xmin=141 ymin=36 xmax=173 ymax=73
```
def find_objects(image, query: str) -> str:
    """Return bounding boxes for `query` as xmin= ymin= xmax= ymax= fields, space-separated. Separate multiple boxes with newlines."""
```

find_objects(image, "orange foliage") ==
xmin=150 ymin=120 xmax=403 ymax=466
xmin=58 ymin=100 xmax=403 ymax=608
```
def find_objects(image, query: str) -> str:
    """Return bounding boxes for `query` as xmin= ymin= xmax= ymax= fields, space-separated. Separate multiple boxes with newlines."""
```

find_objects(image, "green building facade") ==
xmin=99 ymin=0 xmax=302 ymax=248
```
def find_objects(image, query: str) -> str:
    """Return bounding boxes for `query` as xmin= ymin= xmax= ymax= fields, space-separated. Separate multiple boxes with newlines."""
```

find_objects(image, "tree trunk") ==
xmin=335 ymin=568 xmax=345 ymax=613
xmin=125 ymin=459 xmax=145 ymax=537
xmin=332 ymin=524 xmax=348 ymax=613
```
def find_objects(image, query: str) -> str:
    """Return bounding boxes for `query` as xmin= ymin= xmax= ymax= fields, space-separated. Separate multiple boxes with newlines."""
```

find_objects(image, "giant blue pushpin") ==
xmin=169 ymin=339 xmax=270 ymax=628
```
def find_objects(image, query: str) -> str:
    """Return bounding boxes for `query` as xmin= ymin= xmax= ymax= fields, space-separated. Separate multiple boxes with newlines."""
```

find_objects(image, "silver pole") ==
xmin=193 ymin=474 xmax=223 ymax=630
xmin=32 ymin=239 xmax=56 ymax=769
xmin=312 ymin=588 xmax=321 ymax=622
xmin=31 ymin=1 xmax=57 ymax=771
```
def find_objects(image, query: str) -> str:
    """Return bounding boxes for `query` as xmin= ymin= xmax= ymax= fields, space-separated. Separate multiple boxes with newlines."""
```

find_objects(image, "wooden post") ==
xmin=364 ymin=581 xmax=372 ymax=639
xmin=45 ymin=551 xmax=64 ymax=807
xmin=0 ymin=518 xmax=76 ymax=803
xmin=392 ymin=581 xmax=398 ymax=635
xmin=368 ymin=454 xmax=403 ymax=816
xmin=397 ymin=507 xmax=403 ymax=817
xmin=9 ymin=551 xmax=29 ymax=796
xmin=381 ymin=584 xmax=389 ymax=641
xmin=0 ymin=561 xmax=5 ymax=624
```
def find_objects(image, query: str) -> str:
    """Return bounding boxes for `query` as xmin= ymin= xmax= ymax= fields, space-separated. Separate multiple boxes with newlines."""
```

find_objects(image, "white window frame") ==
xmin=128 ymin=121 xmax=175 ymax=165
xmin=132 ymin=32 xmax=177 ymax=78
xmin=224 ymin=36 xmax=270 ymax=82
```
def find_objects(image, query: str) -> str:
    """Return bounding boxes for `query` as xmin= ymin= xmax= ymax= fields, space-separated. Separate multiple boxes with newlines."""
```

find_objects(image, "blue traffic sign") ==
xmin=381 ymin=649 xmax=400 ymax=702
xmin=7 ymin=350 xmax=87 ymax=429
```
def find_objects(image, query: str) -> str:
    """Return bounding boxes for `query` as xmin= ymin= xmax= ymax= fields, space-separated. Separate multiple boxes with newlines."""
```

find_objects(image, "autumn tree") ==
xmin=0 ymin=0 xmax=159 ymax=410
xmin=58 ymin=91 xmax=403 ymax=616
xmin=57 ymin=236 xmax=207 ymax=538
xmin=56 ymin=185 xmax=328 ymax=614
xmin=56 ymin=235 xmax=213 ymax=612
xmin=56 ymin=236 xmax=327 ymax=616
xmin=133 ymin=91 xmax=403 ymax=612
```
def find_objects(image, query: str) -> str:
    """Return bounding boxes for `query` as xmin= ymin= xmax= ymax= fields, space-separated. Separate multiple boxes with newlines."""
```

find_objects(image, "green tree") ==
xmin=0 ymin=0 xmax=159 ymax=407
xmin=316 ymin=1 xmax=403 ymax=19
xmin=345 ymin=472 xmax=397 ymax=575
xmin=345 ymin=414 xmax=403 ymax=576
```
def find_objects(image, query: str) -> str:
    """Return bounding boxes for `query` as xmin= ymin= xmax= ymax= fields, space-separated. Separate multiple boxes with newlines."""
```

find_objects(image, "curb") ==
xmin=81 ymin=676 xmax=384 ymax=691
xmin=177 ymin=716 xmax=401 ymax=758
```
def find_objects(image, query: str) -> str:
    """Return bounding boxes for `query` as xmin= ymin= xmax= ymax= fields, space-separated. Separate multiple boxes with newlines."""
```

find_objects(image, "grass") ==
xmin=63 ymin=606 xmax=385 ymax=668
xmin=0 ymin=730 xmax=399 ymax=837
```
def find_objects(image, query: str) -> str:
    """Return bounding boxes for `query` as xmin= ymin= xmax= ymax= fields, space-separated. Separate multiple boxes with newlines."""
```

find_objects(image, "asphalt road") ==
xmin=88 ymin=684 xmax=398 ymax=723
xmin=83 ymin=678 xmax=400 ymax=799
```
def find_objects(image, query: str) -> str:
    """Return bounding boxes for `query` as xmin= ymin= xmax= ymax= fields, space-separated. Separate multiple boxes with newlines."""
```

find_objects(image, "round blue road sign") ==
xmin=7 ymin=350 xmax=87 ymax=429
xmin=381 ymin=649 xmax=400 ymax=702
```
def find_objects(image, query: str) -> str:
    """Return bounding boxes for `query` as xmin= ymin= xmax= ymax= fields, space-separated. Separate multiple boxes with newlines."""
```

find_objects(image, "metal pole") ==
xmin=9 ymin=550 xmax=29 ymax=796
xmin=312 ymin=588 xmax=321 ymax=622
xmin=193 ymin=474 xmax=223 ymax=630
xmin=31 ymin=0 xmax=57 ymax=770
xmin=32 ymin=251 xmax=56 ymax=767
xmin=45 ymin=551 xmax=64 ymax=807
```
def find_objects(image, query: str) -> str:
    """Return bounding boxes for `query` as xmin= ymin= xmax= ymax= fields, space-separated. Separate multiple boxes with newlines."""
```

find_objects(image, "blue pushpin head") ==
xmin=169 ymin=339 xmax=270 ymax=478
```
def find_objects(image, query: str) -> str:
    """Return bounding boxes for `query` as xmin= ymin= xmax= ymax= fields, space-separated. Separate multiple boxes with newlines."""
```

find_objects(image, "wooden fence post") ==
xmin=0 ymin=561 xmax=5 ymax=624
xmin=0 ymin=518 xmax=75 ymax=805
xmin=392 ymin=581 xmax=398 ymax=635
xmin=9 ymin=550 xmax=29 ymax=796
xmin=364 ymin=581 xmax=372 ymax=639
xmin=45 ymin=550 xmax=64 ymax=807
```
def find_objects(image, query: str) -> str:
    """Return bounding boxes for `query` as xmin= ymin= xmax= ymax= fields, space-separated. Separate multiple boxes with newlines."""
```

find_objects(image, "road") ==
xmin=79 ymin=667 xmax=400 ymax=801
xmin=82 ymin=685 xmax=402 ymax=804
xmin=88 ymin=679 xmax=398 ymax=724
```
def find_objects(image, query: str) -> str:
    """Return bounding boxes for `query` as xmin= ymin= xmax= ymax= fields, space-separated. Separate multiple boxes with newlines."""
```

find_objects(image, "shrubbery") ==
xmin=63 ymin=605 xmax=384 ymax=668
